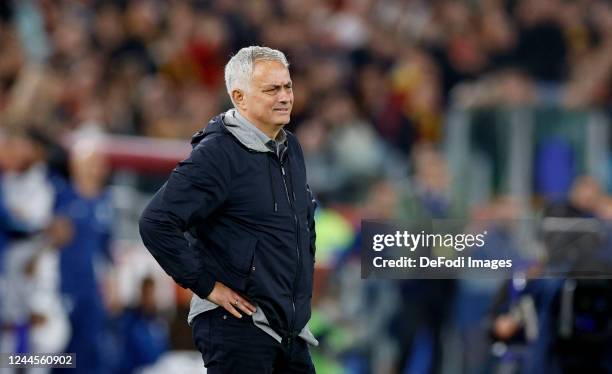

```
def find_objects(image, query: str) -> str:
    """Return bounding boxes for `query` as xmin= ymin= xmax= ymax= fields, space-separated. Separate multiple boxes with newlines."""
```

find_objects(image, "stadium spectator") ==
xmin=53 ymin=141 xmax=114 ymax=374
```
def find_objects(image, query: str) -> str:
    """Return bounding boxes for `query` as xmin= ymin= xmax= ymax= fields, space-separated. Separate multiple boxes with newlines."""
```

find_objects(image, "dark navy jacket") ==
xmin=138 ymin=114 xmax=316 ymax=340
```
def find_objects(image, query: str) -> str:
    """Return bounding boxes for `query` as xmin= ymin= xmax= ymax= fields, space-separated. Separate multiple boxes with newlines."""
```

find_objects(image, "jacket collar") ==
xmin=223 ymin=109 xmax=287 ymax=156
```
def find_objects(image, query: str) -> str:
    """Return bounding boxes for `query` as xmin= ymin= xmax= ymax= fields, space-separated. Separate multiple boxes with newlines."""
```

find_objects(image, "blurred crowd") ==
xmin=2 ymin=0 xmax=612 ymax=373
xmin=0 ymin=128 xmax=171 ymax=374
xmin=2 ymin=0 xmax=612 ymax=150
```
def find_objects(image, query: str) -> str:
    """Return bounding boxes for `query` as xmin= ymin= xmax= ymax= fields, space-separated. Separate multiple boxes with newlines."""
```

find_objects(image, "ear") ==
xmin=232 ymin=89 xmax=246 ymax=110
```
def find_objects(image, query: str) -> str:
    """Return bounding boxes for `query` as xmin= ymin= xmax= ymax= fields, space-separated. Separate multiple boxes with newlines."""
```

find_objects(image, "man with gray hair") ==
xmin=139 ymin=46 xmax=318 ymax=373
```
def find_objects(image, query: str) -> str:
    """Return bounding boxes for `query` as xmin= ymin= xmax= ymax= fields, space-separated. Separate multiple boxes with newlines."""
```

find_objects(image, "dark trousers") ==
xmin=192 ymin=308 xmax=316 ymax=373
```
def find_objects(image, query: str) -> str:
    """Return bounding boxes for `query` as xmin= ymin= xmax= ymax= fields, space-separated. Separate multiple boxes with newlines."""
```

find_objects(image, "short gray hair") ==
xmin=224 ymin=46 xmax=289 ymax=102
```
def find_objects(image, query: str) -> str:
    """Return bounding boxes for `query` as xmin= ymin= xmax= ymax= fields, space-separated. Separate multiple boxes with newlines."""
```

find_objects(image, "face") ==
xmin=234 ymin=60 xmax=293 ymax=133
xmin=4 ymin=134 xmax=38 ymax=172
xmin=70 ymin=148 xmax=110 ymax=190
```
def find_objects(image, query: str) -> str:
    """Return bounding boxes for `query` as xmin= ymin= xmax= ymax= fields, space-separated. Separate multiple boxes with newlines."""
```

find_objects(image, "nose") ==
xmin=278 ymin=88 xmax=292 ymax=104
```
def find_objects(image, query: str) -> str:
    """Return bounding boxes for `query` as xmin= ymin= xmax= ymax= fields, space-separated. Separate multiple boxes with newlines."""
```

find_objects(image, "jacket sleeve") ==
xmin=138 ymin=140 xmax=231 ymax=299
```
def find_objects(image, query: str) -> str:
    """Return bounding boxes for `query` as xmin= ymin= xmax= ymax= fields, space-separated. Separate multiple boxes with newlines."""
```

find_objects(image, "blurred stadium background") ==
xmin=1 ymin=0 xmax=612 ymax=373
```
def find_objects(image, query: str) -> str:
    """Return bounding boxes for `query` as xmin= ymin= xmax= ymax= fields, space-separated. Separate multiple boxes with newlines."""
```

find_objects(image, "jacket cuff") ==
xmin=191 ymin=270 xmax=216 ymax=300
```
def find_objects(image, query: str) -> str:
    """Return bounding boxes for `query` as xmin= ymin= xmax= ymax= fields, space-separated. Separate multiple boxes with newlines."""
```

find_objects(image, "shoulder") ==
xmin=286 ymin=130 xmax=305 ymax=159
xmin=190 ymin=130 xmax=241 ymax=162
xmin=181 ymin=132 xmax=244 ymax=181
xmin=285 ymin=129 xmax=298 ymax=144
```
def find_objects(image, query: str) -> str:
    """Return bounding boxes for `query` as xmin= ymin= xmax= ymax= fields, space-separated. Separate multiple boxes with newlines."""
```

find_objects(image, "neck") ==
xmin=236 ymin=109 xmax=281 ymax=140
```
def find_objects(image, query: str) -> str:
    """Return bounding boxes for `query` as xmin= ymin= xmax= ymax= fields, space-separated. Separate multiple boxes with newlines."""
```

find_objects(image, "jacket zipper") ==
xmin=280 ymin=159 xmax=301 ymax=347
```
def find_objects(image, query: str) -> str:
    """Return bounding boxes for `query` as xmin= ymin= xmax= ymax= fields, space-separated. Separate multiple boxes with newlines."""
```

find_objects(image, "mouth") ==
xmin=273 ymin=108 xmax=290 ymax=113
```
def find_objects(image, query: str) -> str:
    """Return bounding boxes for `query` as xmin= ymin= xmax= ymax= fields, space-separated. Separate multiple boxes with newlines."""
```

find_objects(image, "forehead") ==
xmin=251 ymin=60 xmax=291 ymax=86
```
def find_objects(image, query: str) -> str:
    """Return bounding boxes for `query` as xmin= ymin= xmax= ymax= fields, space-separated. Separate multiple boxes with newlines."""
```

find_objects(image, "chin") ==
xmin=274 ymin=114 xmax=291 ymax=125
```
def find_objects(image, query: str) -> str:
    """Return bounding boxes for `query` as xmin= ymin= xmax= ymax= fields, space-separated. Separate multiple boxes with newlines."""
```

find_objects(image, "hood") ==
xmin=190 ymin=114 xmax=225 ymax=148
xmin=190 ymin=109 xmax=272 ymax=153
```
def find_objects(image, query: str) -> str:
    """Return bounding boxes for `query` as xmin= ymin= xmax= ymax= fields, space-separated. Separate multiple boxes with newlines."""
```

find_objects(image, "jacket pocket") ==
xmin=214 ymin=236 xmax=258 ymax=293
xmin=224 ymin=235 xmax=258 ymax=277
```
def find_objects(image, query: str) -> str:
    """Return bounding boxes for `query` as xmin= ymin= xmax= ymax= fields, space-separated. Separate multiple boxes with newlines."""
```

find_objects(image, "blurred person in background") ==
xmin=17 ymin=216 xmax=74 ymax=374
xmin=0 ymin=131 xmax=28 ymax=274
xmin=116 ymin=276 xmax=169 ymax=374
xmin=505 ymin=176 xmax=612 ymax=374
xmin=0 ymin=127 xmax=60 ymax=358
xmin=400 ymin=143 xmax=453 ymax=219
xmin=0 ymin=127 xmax=57 ymax=235
xmin=299 ymin=91 xmax=388 ymax=204
xmin=391 ymin=144 xmax=457 ymax=373
xmin=52 ymin=140 xmax=115 ymax=374
xmin=139 ymin=46 xmax=318 ymax=373
xmin=379 ymin=48 xmax=443 ymax=153
xmin=0 ymin=206 xmax=72 ymax=372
